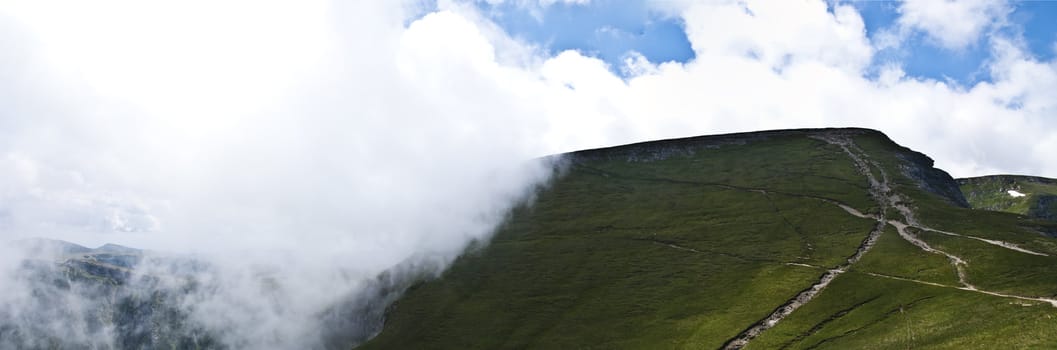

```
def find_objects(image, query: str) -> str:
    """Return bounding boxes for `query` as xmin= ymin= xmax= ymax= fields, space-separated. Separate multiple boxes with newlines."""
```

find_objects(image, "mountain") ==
xmin=1 ymin=239 xmax=410 ymax=350
xmin=360 ymin=128 xmax=1057 ymax=349
xmin=958 ymin=175 xmax=1057 ymax=223
xmin=0 ymin=239 xmax=223 ymax=349
xmin=6 ymin=128 xmax=1057 ymax=349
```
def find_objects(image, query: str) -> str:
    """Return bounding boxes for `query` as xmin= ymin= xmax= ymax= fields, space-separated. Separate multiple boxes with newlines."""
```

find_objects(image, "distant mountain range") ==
xmin=958 ymin=175 xmax=1057 ymax=223
xmin=1 ymin=239 xmax=222 ymax=349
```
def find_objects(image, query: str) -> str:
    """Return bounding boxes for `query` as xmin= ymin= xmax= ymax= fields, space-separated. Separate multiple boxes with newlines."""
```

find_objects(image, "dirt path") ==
xmin=887 ymin=220 xmax=972 ymax=288
xmin=820 ymin=136 xmax=1057 ymax=301
xmin=779 ymin=264 xmax=1057 ymax=308
xmin=810 ymin=192 xmax=1043 ymax=257
xmin=721 ymin=135 xmax=890 ymax=350
xmin=578 ymin=137 xmax=1055 ymax=349
xmin=913 ymin=226 xmax=1048 ymax=256
xmin=862 ymin=271 xmax=1057 ymax=307
xmin=724 ymin=134 xmax=1057 ymax=349
xmin=836 ymin=139 xmax=1057 ymax=306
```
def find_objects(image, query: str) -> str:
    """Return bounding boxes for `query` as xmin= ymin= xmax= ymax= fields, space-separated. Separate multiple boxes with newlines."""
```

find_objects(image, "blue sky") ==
xmin=474 ymin=0 xmax=694 ymax=73
xmin=4 ymin=0 xmax=1057 ymax=252
xmin=471 ymin=0 xmax=1057 ymax=85
xmin=854 ymin=0 xmax=1057 ymax=85
xmin=3 ymin=2 xmax=1057 ymax=346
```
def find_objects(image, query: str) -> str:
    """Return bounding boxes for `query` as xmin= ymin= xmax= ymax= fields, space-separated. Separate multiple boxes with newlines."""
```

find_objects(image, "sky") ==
xmin=1 ymin=0 xmax=1057 ymax=348
xmin=456 ymin=0 xmax=1057 ymax=179
xmin=472 ymin=0 xmax=1057 ymax=84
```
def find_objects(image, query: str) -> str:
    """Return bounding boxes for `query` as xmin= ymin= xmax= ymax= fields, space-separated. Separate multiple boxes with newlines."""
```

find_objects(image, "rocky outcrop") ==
xmin=892 ymin=150 xmax=970 ymax=208
xmin=1028 ymin=195 xmax=1057 ymax=221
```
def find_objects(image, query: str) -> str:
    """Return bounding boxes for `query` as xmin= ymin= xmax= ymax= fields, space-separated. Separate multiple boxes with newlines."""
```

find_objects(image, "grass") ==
xmin=748 ymin=272 xmax=1057 ymax=350
xmin=358 ymin=129 xmax=1057 ymax=350
xmin=853 ymin=226 xmax=960 ymax=286
xmin=958 ymin=175 xmax=1057 ymax=221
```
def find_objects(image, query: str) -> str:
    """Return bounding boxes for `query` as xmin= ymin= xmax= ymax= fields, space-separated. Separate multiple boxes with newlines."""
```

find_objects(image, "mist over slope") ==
xmin=0 ymin=2 xmax=558 ymax=347
xmin=1 ymin=236 xmax=513 ymax=349
xmin=0 ymin=239 xmax=220 ymax=349
xmin=362 ymin=128 xmax=1057 ymax=349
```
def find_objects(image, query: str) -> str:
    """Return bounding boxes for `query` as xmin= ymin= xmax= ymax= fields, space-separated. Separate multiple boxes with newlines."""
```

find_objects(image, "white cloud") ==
xmin=0 ymin=1 xmax=554 ymax=348
xmin=897 ymin=0 xmax=1011 ymax=50
xmin=680 ymin=0 xmax=873 ymax=72
xmin=476 ymin=0 xmax=589 ymax=8
xmin=539 ymin=0 xmax=589 ymax=6
xmin=524 ymin=0 xmax=1057 ymax=178
xmin=1 ymin=0 xmax=1057 ymax=347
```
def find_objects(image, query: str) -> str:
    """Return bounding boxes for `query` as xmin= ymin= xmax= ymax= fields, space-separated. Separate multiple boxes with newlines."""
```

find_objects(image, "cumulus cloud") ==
xmin=1 ymin=0 xmax=1057 ymax=348
xmin=479 ymin=0 xmax=1057 ymax=178
xmin=477 ymin=0 xmax=590 ymax=7
xmin=897 ymin=0 xmax=1011 ymax=50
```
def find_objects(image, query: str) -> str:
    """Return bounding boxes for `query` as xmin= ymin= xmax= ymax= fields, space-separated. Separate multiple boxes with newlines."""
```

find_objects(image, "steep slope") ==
xmin=360 ymin=128 xmax=1057 ymax=349
xmin=958 ymin=175 xmax=1057 ymax=222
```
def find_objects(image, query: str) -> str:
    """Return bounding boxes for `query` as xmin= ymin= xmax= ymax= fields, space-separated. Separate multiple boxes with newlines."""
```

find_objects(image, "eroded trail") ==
xmin=723 ymin=134 xmax=1057 ymax=350
xmin=883 ymin=212 xmax=1057 ymax=307
xmin=822 ymin=137 xmax=1056 ymax=304
xmin=863 ymin=272 xmax=1057 ymax=308
xmin=580 ymin=136 xmax=1055 ymax=349
xmin=781 ymin=265 xmax=1057 ymax=308
xmin=887 ymin=220 xmax=972 ymax=288
xmin=721 ymin=135 xmax=890 ymax=350
xmin=816 ymin=193 xmax=1043 ymax=257
xmin=914 ymin=226 xmax=1048 ymax=256
xmin=834 ymin=139 xmax=1057 ymax=304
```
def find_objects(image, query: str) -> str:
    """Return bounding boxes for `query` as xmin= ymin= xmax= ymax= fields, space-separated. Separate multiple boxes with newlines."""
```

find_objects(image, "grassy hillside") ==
xmin=958 ymin=175 xmax=1057 ymax=222
xmin=359 ymin=129 xmax=1057 ymax=350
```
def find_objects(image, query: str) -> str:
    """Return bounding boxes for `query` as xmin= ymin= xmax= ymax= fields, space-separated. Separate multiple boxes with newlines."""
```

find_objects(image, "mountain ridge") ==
xmin=568 ymin=128 xmax=968 ymax=208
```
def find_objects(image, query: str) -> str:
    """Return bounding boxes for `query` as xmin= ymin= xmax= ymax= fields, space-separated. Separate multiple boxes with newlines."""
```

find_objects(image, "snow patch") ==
xmin=1008 ymin=190 xmax=1027 ymax=198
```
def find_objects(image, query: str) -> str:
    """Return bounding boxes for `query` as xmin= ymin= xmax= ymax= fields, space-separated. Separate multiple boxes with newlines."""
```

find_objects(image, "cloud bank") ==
xmin=0 ymin=1 xmax=556 ymax=348
xmin=0 ymin=0 xmax=1056 ymax=348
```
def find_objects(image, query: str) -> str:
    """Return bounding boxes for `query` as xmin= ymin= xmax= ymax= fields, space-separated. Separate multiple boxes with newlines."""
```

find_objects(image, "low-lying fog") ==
xmin=0 ymin=1 xmax=555 ymax=348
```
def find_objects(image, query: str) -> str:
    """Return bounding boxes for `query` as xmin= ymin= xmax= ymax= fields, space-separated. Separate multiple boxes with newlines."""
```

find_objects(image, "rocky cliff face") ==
xmin=1029 ymin=195 xmax=1057 ymax=222
xmin=891 ymin=146 xmax=970 ymax=208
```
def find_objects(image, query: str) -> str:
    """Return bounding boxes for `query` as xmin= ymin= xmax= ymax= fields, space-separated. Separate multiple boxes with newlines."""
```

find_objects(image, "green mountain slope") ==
xmin=359 ymin=128 xmax=1057 ymax=350
xmin=958 ymin=175 xmax=1057 ymax=222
